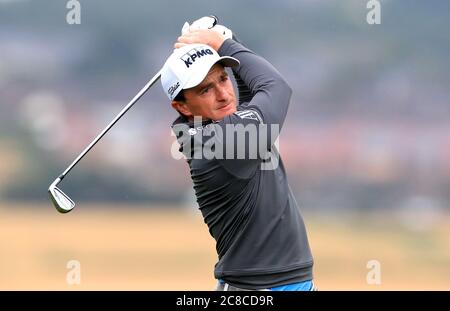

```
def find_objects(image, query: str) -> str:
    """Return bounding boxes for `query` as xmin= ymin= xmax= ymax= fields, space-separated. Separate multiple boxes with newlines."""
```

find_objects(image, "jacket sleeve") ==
xmin=212 ymin=39 xmax=292 ymax=178
xmin=218 ymin=38 xmax=292 ymax=131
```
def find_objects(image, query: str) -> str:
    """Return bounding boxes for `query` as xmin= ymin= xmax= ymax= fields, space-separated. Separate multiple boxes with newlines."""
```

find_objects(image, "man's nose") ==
xmin=215 ymin=86 xmax=228 ymax=101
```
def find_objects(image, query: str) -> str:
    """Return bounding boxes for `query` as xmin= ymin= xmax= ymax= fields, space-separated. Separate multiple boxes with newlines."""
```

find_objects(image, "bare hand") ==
xmin=174 ymin=29 xmax=226 ymax=51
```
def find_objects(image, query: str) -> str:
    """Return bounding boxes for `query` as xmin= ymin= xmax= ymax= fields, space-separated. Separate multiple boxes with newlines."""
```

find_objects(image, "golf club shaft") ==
xmin=59 ymin=69 xmax=162 ymax=181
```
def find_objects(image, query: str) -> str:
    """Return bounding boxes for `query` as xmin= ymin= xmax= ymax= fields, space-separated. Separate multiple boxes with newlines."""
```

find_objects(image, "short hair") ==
xmin=173 ymin=90 xmax=188 ymax=119
xmin=174 ymin=90 xmax=185 ymax=102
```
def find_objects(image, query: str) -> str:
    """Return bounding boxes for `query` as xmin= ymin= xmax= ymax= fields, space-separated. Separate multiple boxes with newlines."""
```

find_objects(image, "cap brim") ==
xmin=183 ymin=56 xmax=240 ymax=90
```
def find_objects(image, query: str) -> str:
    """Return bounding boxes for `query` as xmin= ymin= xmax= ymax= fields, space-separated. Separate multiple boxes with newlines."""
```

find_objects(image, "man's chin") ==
xmin=214 ymin=104 xmax=236 ymax=120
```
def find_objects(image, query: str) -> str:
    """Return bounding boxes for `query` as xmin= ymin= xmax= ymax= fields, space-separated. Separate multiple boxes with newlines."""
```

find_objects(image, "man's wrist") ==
xmin=204 ymin=29 xmax=226 ymax=52
xmin=211 ymin=37 xmax=226 ymax=52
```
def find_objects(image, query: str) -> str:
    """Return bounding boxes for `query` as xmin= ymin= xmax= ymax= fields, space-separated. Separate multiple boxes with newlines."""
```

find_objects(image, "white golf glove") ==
xmin=181 ymin=15 xmax=233 ymax=40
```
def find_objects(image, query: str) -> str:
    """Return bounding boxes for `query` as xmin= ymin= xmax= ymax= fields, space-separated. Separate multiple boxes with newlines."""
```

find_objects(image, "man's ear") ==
xmin=171 ymin=101 xmax=192 ymax=118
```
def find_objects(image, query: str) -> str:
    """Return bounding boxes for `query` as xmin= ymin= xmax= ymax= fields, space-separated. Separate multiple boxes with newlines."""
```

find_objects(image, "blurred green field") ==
xmin=0 ymin=203 xmax=449 ymax=290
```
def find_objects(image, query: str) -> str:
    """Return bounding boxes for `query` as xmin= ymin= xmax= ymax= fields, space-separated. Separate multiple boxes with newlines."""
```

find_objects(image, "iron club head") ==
xmin=48 ymin=177 xmax=75 ymax=213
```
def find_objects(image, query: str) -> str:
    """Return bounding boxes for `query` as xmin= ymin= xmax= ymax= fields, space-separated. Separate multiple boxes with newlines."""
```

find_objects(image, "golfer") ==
xmin=161 ymin=18 xmax=315 ymax=291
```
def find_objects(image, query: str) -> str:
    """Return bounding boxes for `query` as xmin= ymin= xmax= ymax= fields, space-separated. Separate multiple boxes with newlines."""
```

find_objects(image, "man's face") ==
xmin=172 ymin=64 xmax=237 ymax=121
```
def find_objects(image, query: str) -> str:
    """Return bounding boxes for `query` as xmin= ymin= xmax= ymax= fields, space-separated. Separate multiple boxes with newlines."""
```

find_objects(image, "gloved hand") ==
xmin=181 ymin=15 xmax=233 ymax=40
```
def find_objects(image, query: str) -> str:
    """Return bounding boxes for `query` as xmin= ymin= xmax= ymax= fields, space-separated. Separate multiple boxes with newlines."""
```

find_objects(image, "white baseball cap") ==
xmin=161 ymin=44 xmax=240 ymax=100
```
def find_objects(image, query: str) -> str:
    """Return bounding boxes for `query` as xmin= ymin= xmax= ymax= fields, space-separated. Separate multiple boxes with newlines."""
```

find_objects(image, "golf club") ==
xmin=48 ymin=69 xmax=162 ymax=213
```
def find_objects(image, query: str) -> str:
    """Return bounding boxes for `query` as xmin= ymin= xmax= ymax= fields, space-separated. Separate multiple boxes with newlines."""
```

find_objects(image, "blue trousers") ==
xmin=217 ymin=279 xmax=316 ymax=291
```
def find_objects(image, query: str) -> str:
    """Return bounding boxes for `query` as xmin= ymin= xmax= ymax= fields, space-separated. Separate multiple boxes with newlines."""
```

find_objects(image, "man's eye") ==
xmin=201 ymin=87 xmax=210 ymax=94
xmin=221 ymin=75 xmax=229 ymax=82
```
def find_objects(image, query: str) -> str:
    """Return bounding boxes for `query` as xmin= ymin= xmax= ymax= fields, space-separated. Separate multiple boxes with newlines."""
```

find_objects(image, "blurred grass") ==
xmin=0 ymin=203 xmax=449 ymax=290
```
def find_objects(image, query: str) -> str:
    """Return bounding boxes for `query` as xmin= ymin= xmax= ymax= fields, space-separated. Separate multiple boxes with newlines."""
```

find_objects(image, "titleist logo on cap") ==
xmin=180 ymin=47 xmax=214 ymax=68
xmin=168 ymin=81 xmax=180 ymax=97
